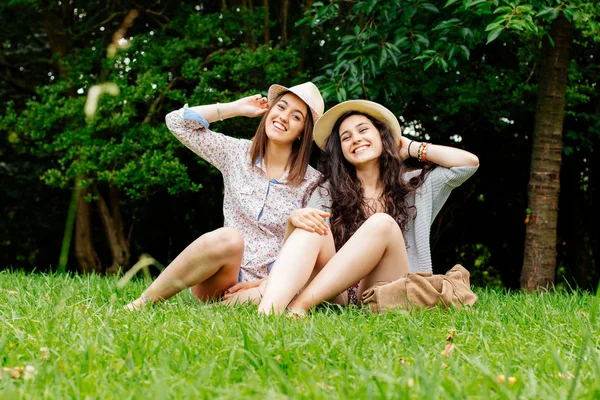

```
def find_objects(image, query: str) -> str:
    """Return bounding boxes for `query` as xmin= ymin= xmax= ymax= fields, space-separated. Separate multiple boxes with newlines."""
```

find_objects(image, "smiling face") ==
xmin=338 ymin=114 xmax=383 ymax=167
xmin=265 ymin=92 xmax=308 ymax=146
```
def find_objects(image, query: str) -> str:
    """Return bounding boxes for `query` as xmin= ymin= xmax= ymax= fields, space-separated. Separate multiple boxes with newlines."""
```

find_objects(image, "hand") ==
xmin=399 ymin=136 xmax=414 ymax=161
xmin=288 ymin=207 xmax=330 ymax=235
xmin=222 ymin=280 xmax=263 ymax=300
xmin=235 ymin=94 xmax=269 ymax=118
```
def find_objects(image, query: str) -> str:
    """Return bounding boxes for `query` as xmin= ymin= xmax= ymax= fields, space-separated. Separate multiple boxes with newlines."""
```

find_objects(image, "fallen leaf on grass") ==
xmin=446 ymin=329 xmax=456 ymax=341
xmin=497 ymin=375 xmax=517 ymax=386
xmin=407 ymin=378 xmax=415 ymax=388
xmin=1 ymin=366 xmax=36 ymax=380
xmin=40 ymin=347 xmax=50 ymax=360
xmin=557 ymin=372 xmax=574 ymax=380
xmin=1 ymin=289 xmax=17 ymax=295
xmin=274 ymin=354 xmax=282 ymax=361
xmin=441 ymin=343 xmax=454 ymax=357
xmin=316 ymin=382 xmax=333 ymax=390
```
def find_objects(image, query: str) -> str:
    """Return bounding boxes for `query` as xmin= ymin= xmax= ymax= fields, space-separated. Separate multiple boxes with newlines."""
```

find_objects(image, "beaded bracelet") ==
xmin=421 ymin=142 xmax=430 ymax=163
xmin=417 ymin=142 xmax=431 ymax=162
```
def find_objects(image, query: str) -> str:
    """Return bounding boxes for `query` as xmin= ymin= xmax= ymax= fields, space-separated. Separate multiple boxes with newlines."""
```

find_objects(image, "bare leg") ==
xmin=257 ymin=229 xmax=336 ymax=314
xmin=126 ymin=227 xmax=244 ymax=309
xmin=288 ymin=213 xmax=409 ymax=313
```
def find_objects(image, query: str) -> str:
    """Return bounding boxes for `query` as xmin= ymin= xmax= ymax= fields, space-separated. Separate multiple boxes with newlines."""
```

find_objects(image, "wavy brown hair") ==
xmin=316 ymin=111 xmax=432 ymax=250
xmin=249 ymin=91 xmax=315 ymax=185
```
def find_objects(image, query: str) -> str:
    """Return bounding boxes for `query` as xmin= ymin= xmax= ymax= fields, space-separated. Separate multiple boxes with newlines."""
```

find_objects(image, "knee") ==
xmin=203 ymin=227 xmax=245 ymax=256
xmin=364 ymin=213 xmax=401 ymax=234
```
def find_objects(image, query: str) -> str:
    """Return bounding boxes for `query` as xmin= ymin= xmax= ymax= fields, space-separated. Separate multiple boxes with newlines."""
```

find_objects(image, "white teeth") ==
xmin=273 ymin=121 xmax=286 ymax=131
xmin=354 ymin=145 xmax=369 ymax=153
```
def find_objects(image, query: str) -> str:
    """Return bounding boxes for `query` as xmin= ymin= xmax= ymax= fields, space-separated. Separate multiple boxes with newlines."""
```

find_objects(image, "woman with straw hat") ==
xmin=125 ymin=82 xmax=327 ymax=310
xmin=256 ymin=99 xmax=479 ymax=315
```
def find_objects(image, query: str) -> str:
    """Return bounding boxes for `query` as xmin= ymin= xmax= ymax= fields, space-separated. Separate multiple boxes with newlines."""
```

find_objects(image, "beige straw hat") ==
xmin=313 ymin=100 xmax=402 ymax=151
xmin=268 ymin=82 xmax=325 ymax=124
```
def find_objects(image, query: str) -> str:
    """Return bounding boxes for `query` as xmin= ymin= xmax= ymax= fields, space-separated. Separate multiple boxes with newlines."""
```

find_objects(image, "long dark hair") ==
xmin=249 ymin=91 xmax=315 ymax=185
xmin=318 ymin=111 xmax=431 ymax=250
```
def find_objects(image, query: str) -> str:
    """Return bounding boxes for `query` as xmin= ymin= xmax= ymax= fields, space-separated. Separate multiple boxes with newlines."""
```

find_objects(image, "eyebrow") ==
xmin=278 ymin=99 xmax=306 ymax=119
xmin=340 ymin=122 xmax=370 ymax=137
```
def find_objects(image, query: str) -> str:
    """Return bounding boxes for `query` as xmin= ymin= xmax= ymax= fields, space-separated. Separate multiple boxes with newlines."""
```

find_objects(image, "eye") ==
xmin=359 ymin=127 xmax=368 ymax=133
xmin=277 ymin=104 xmax=285 ymax=110
xmin=293 ymin=114 xmax=302 ymax=121
xmin=341 ymin=135 xmax=350 ymax=141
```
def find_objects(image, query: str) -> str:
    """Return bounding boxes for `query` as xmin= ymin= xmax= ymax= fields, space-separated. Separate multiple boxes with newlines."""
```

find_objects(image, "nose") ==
xmin=277 ymin=110 xmax=289 ymax=123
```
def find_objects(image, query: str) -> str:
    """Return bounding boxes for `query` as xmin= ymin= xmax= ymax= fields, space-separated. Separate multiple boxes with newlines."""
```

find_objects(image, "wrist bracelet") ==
xmin=216 ymin=102 xmax=223 ymax=121
xmin=421 ymin=142 xmax=430 ymax=163
xmin=408 ymin=140 xmax=415 ymax=158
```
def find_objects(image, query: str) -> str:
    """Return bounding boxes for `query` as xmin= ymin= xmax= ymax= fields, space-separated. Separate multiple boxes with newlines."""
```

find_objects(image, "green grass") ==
xmin=0 ymin=270 xmax=599 ymax=399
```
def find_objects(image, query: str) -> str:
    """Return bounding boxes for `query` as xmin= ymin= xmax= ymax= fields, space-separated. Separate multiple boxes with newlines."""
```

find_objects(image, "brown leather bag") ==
xmin=361 ymin=264 xmax=478 ymax=313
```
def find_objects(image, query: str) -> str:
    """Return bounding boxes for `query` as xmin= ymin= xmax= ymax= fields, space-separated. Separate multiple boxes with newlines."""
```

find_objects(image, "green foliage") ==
xmin=302 ymin=0 xmax=599 ymax=104
xmin=0 ymin=5 xmax=304 ymax=200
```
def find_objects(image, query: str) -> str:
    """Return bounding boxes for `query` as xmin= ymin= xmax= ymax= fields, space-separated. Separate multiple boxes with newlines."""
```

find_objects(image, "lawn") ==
xmin=0 ymin=270 xmax=598 ymax=399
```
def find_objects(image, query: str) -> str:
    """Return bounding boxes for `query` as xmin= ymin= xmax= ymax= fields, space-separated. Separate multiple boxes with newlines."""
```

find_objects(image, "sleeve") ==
xmin=426 ymin=165 xmax=479 ymax=219
xmin=306 ymin=183 xmax=332 ymax=212
xmin=434 ymin=165 xmax=479 ymax=189
xmin=165 ymin=106 xmax=243 ymax=173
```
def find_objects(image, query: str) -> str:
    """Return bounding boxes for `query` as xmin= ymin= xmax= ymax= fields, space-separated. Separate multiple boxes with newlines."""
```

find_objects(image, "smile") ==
xmin=273 ymin=121 xmax=287 ymax=132
xmin=352 ymin=144 xmax=370 ymax=154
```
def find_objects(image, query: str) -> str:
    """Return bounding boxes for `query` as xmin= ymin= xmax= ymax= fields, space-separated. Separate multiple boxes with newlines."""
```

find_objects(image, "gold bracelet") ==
xmin=216 ymin=102 xmax=223 ymax=121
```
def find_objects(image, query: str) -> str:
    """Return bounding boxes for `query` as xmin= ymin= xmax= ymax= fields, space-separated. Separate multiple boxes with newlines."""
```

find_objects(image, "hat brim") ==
xmin=313 ymin=100 xmax=402 ymax=151
xmin=268 ymin=84 xmax=321 ymax=124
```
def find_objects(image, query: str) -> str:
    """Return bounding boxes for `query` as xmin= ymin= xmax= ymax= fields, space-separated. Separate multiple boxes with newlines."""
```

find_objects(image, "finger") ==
xmin=302 ymin=215 xmax=324 ymax=234
xmin=296 ymin=221 xmax=316 ymax=232
xmin=316 ymin=210 xmax=331 ymax=218
xmin=226 ymin=284 xmax=243 ymax=294
xmin=308 ymin=215 xmax=328 ymax=234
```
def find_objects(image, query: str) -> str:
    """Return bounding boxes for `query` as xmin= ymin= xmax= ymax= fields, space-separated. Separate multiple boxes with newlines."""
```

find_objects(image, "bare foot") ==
xmin=124 ymin=297 xmax=148 ymax=311
xmin=286 ymin=309 xmax=307 ymax=319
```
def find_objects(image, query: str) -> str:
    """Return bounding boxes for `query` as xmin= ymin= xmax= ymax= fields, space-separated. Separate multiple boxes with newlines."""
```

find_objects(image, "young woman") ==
xmin=125 ymin=82 xmax=325 ymax=310
xmin=255 ymin=100 xmax=479 ymax=315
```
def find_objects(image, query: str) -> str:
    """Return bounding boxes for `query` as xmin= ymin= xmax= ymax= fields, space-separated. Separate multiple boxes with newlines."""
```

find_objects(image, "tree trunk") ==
xmin=96 ymin=185 xmax=130 ymax=275
xmin=74 ymin=185 xmax=102 ymax=273
xmin=520 ymin=15 xmax=573 ymax=291
xmin=263 ymin=0 xmax=270 ymax=45
xmin=281 ymin=0 xmax=289 ymax=45
xmin=297 ymin=0 xmax=313 ymax=70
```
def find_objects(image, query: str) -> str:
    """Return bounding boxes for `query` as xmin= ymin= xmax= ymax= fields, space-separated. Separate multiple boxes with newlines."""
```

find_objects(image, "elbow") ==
xmin=165 ymin=111 xmax=178 ymax=130
xmin=465 ymin=153 xmax=479 ymax=167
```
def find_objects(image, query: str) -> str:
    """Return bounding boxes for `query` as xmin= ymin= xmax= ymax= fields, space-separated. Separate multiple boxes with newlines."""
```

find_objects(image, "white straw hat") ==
xmin=313 ymin=100 xmax=402 ymax=151
xmin=268 ymin=82 xmax=325 ymax=124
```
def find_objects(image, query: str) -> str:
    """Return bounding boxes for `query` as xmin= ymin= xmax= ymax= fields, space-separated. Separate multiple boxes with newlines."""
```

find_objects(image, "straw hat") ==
xmin=313 ymin=100 xmax=402 ymax=151
xmin=268 ymin=82 xmax=325 ymax=124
